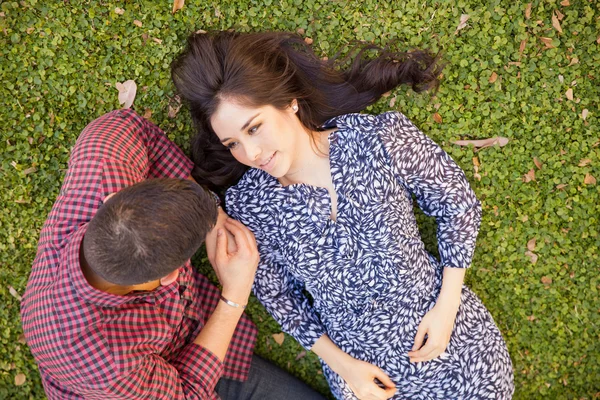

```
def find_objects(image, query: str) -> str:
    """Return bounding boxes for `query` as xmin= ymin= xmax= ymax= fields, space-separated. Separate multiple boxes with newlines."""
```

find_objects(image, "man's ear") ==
xmin=103 ymin=192 xmax=117 ymax=203
xmin=159 ymin=269 xmax=180 ymax=286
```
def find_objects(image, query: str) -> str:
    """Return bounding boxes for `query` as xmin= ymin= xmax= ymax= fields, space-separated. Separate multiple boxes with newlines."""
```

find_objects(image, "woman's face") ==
xmin=210 ymin=99 xmax=305 ymax=179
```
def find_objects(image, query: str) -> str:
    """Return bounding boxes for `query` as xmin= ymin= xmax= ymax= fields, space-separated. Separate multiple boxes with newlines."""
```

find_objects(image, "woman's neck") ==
xmin=279 ymin=128 xmax=335 ymax=188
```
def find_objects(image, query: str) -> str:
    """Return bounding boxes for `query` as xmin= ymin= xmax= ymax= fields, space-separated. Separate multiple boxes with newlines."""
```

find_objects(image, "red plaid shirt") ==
xmin=21 ymin=109 xmax=257 ymax=399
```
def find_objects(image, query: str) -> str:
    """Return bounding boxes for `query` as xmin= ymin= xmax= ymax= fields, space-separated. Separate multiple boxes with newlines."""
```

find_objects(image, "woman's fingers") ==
xmin=411 ymin=323 xmax=427 ymax=352
xmin=373 ymin=367 xmax=395 ymax=390
xmin=408 ymin=342 xmax=442 ymax=363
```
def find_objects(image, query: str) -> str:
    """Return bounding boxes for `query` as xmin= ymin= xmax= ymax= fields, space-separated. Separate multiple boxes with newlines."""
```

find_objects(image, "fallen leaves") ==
xmin=115 ymin=80 xmax=137 ymax=109
xmin=533 ymin=157 xmax=543 ymax=170
xmin=584 ymin=174 xmax=596 ymax=185
xmin=523 ymin=169 xmax=536 ymax=183
xmin=114 ymin=7 xmax=124 ymax=15
xmin=168 ymin=95 xmax=182 ymax=118
xmin=560 ymin=0 xmax=569 ymax=5
xmin=453 ymin=137 xmax=509 ymax=150
xmin=539 ymin=37 xmax=554 ymax=49
xmin=581 ymin=109 xmax=588 ymax=121
xmin=551 ymin=12 xmax=563 ymax=33
xmin=519 ymin=39 xmax=527 ymax=55
xmin=525 ymin=250 xmax=538 ymax=264
xmin=489 ymin=71 xmax=498 ymax=83
xmin=525 ymin=3 xmax=532 ymax=19
xmin=433 ymin=113 xmax=443 ymax=124
xmin=541 ymin=276 xmax=552 ymax=285
xmin=172 ymin=0 xmax=185 ymax=14
xmin=8 ymin=286 xmax=22 ymax=301
xmin=15 ymin=373 xmax=26 ymax=386
xmin=304 ymin=37 xmax=313 ymax=45
xmin=527 ymin=238 xmax=536 ymax=252
xmin=454 ymin=14 xmax=470 ymax=35
xmin=565 ymin=88 xmax=573 ymax=101
xmin=473 ymin=157 xmax=481 ymax=181
xmin=295 ymin=350 xmax=307 ymax=360
xmin=133 ymin=20 xmax=142 ymax=28
xmin=272 ymin=333 xmax=284 ymax=345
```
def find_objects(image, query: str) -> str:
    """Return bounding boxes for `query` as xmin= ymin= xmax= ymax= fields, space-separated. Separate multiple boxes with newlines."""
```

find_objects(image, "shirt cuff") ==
xmin=170 ymin=343 xmax=224 ymax=395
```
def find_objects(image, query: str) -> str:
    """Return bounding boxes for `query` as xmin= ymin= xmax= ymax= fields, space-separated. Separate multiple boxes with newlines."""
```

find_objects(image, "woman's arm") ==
xmin=312 ymin=335 xmax=396 ymax=400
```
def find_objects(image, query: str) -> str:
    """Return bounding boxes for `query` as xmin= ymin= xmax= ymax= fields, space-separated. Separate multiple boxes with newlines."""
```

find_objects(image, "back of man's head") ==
xmin=83 ymin=178 xmax=217 ymax=286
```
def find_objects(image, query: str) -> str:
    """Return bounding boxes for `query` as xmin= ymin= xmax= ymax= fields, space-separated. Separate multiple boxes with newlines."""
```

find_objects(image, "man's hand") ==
xmin=206 ymin=215 xmax=259 ymax=305
xmin=339 ymin=357 xmax=396 ymax=400
xmin=206 ymin=207 xmax=238 ymax=257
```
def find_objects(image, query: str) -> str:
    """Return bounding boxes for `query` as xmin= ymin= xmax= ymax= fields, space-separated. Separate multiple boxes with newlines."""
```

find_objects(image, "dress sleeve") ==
xmin=378 ymin=112 xmax=482 ymax=269
xmin=252 ymin=246 xmax=326 ymax=349
xmin=226 ymin=189 xmax=326 ymax=350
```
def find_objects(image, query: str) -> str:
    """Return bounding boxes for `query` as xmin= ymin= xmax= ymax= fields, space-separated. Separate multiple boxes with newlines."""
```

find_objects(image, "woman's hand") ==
xmin=338 ymin=357 xmax=396 ymax=400
xmin=407 ymin=302 xmax=458 ymax=363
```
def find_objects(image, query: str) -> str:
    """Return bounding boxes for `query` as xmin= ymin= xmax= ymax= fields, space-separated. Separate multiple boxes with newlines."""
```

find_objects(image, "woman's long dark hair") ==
xmin=171 ymin=31 xmax=443 ymax=190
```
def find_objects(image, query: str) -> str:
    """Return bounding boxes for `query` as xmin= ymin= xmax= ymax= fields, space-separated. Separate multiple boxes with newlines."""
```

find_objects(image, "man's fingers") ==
xmin=225 ymin=218 xmax=255 ymax=246
xmin=214 ymin=229 xmax=228 ymax=265
xmin=224 ymin=219 xmax=254 ymax=253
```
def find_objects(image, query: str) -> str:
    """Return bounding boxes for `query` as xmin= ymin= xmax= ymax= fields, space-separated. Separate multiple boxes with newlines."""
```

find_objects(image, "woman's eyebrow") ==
xmin=240 ymin=113 xmax=260 ymax=131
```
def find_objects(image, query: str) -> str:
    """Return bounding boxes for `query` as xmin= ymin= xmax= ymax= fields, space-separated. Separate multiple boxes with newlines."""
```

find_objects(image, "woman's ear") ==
xmin=290 ymin=99 xmax=299 ymax=113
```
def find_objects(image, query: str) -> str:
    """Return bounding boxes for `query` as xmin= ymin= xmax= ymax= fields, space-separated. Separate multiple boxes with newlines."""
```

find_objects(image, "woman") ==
xmin=172 ymin=31 xmax=514 ymax=400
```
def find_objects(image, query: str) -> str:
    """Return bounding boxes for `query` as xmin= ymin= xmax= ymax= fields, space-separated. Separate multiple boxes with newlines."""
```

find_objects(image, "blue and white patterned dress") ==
xmin=226 ymin=112 xmax=514 ymax=399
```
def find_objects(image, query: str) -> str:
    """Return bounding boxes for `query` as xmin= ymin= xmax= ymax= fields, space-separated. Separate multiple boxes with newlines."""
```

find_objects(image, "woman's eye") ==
xmin=226 ymin=142 xmax=239 ymax=150
xmin=248 ymin=124 xmax=261 ymax=135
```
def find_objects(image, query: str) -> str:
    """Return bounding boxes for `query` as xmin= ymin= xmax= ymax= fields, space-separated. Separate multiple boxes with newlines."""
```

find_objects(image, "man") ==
xmin=20 ymin=109 xmax=325 ymax=399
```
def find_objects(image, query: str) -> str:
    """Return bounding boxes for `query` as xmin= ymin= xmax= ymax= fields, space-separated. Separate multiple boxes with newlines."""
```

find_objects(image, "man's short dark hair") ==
xmin=83 ymin=178 xmax=218 ymax=286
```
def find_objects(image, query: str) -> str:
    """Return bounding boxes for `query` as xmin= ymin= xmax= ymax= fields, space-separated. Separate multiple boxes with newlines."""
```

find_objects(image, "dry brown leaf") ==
xmin=523 ymin=169 xmax=536 ymax=183
xmin=296 ymin=28 xmax=305 ymax=35
xmin=560 ymin=0 xmax=570 ymax=5
xmin=533 ymin=157 xmax=543 ymax=170
xmin=525 ymin=3 xmax=532 ymax=19
xmin=578 ymin=158 xmax=591 ymax=167
xmin=552 ymin=12 xmax=563 ymax=33
xmin=143 ymin=109 xmax=153 ymax=119
xmin=295 ymin=350 xmax=307 ymax=360
xmin=114 ymin=7 xmax=124 ymax=15
xmin=565 ymin=88 xmax=573 ymax=101
xmin=389 ymin=96 xmax=397 ymax=108
xmin=22 ymin=166 xmax=37 ymax=175
xmin=527 ymin=238 xmax=536 ymax=251
xmin=133 ymin=20 xmax=142 ymax=28
xmin=527 ymin=315 xmax=536 ymax=321
xmin=522 ymin=215 xmax=529 ymax=222
xmin=304 ymin=37 xmax=313 ymax=45
xmin=454 ymin=14 xmax=470 ymax=35
xmin=555 ymin=9 xmax=564 ymax=20
xmin=9 ymin=286 xmax=22 ymax=301
xmin=539 ymin=37 xmax=554 ymax=49
xmin=152 ymin=37 xmax=163 ymax=44
xmin=597 ymin=36 xmax=600 ymax=44
xmin=272 ymin=333 xmax=285 ymax=345
xmin=489 ymin=71 xmax=498 ymax=83
xmin=18 ymin=334 xmax=26 ymax=344
xmin=454 ymin=137 xmax=509 ymax=149
xmin=568 ymin=57 xmax=579 ymax=66
xmin=581 ymin=109 xmax=589 ymax=121
xmin=115 ymin=80 xmax=137 ymax=109
xmin=172 ymin=0 xmax=185 ymax=14
xmin=584 ymin=174 xmax=597 ymax=185
xmin=541 ymin=276 xmax=552 ymax=285
xmin=519 ymin=39 xmax=527 ymax=55
xmin=556 ymin=183 xmax=568 ymax=190
xmin=433 ymin=103 xmax=441 ymax=110
xmin=0 ymin=12 xmax=5 ymax=17
xmin=525 ymin=251 xmax=538 ymax=264
xmin=15 ymin=373 xmax=26 ymax=386
xmin=558 ymin=75 xmax=564 ymax=84
xmin=433 ymin=113 xmax=443 ymax=124
xmin=26 ymin=27 xmax=35 ymax=34
xmin=473 ymin=157 xmax=480 ymax=167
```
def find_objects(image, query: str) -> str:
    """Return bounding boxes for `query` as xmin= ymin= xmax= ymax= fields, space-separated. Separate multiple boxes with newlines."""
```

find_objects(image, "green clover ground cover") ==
xmin=1 ymin=0 xmax=598 ymax=398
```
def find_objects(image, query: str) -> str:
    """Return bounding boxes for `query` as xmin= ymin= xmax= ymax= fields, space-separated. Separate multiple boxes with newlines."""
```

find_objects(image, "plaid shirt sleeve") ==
xmin=102 ymin=344 xmax=224 ymax=400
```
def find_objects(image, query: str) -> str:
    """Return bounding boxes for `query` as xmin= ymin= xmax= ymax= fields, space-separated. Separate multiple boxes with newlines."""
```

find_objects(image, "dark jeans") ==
xmin=215 ymin=355 xmax=327 ymax=400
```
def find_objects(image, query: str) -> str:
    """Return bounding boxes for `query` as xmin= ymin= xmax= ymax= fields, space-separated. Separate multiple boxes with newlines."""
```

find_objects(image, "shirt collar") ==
xmin=64 ymin=225 xmax=180 ymax=307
